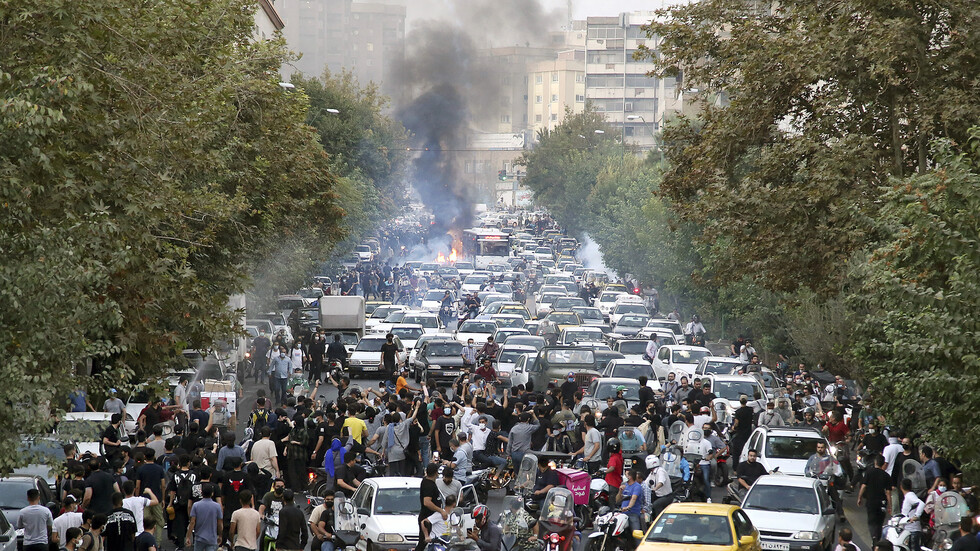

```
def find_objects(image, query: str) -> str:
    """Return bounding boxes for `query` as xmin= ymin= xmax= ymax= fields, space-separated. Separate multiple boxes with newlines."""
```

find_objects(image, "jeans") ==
xmin=421 ymin=437 xmax=431 ymax=470
xmin=194 ymin=541 xmax=218 ymax=551
xmin=474 ymin=450 xmax=507 ymax=471
xmin=628 ymin=513 xmax=643 ymax=543
xmin=321 ymin=541 xmax=336 ymax=551
xmin=275 ymin=377 xmax=288 ymax=404
xmin=511 ymin=451 xmax=526 ymax=470
xmin=700 ymin=462 xmax=712 ymax=496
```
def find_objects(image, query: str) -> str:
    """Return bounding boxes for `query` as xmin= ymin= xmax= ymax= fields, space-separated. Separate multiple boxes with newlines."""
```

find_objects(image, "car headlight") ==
xmin=378 ymin=534 xmax=406 ymax=543
xmin=350 ymin=359 xmax=362 ymax=366
xmin=429 ymin=364 xmax=441 ymax=369
xmin=792 ymin=532 xmax=821 ymax=541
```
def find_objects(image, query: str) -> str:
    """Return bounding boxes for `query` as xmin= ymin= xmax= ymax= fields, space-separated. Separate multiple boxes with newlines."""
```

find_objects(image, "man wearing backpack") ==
xmin=167 ymin=455 xmax=198 ymax=549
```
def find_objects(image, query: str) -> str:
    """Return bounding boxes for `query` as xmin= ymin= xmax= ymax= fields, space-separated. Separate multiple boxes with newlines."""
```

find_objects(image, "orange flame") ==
xmin=437 ymin=252 xmax=446 ymax=263
xmin=449 ymin=248 xmax=458 ymax=263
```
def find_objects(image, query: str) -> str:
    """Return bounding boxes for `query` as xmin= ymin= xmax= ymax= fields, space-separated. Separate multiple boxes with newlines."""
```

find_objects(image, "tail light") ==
xmin=308 ymin=470 xmax=317 ymax=484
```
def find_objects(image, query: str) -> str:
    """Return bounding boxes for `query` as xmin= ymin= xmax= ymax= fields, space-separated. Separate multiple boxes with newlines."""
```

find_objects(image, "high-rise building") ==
xmin=254 ymin=0 xmax=284 ymax=41
xmin=585 ymin=12 xmax=680 ymax=151
xmin=278 ymin=0 xmax=352 ymax=78
xmin=527 ymin=50 xmax=586 ymax=135
xmin=348 ymin=3 xmax=405 ymax=98
xmin=475 ymin=46 xmax=558 ymax=134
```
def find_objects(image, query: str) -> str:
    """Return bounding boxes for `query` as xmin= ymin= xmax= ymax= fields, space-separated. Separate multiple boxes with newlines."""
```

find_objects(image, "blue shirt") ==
xmin=453 ymin=448 xmax=471 ymax=480
xmin=190 ymin=498 xmax=223 ymax=544
xmin=269 ymin=355 xmax=291 ymax=379
xmin=621 ymin=481 xmax=644 ymax=515
xmin=69 ymin=390 xmax=88 ymax=412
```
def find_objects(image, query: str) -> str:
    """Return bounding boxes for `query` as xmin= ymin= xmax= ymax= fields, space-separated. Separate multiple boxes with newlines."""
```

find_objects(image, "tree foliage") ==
xmin=642 ymin=0 xmax=980 ymax=294
xmin=851 ymin=133 xmax=980 ymax=473
xmin=0 ymin=0 xmax=344 ymax=469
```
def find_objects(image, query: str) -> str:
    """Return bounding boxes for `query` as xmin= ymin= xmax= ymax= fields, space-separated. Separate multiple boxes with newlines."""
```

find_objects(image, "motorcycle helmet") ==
xmin=645 ymin=455 xmax=660 ymax=470
xmin=472 ymin=504 xmax=489 ymax=524
xmin=606 ymin=437 xmax=621 ymax=454
xmin=803 ymin=406 xmax=815 ymax=415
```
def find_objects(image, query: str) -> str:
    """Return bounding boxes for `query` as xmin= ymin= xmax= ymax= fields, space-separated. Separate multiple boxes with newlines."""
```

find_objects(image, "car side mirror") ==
xmin=633 ymin=530 xmax=645 ymax=540
xmin=823 ymin=506 xmax=835 ymax=516
xmin=357 ymin=508 xmax=370 ymax=517
xmin=739 ymin=535 xmax=756 ymax=546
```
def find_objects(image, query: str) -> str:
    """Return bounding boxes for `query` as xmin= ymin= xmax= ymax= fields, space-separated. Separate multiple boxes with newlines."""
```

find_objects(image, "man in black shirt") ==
xmin=432 ymin=403 xmax=457 ymax=457
xmin=735 ymin=449 xmax=768 ymax=493
xmin=694 ymin=383 xmax=717 ymax=411
xmin=276 ymin=490 xmax=308 ymax=551
xmin=857 ymin=454 xmax=893 ymax=544
xmin=559 ymin=373 xmax=578 ymax=407
xmin=326 ymin=334 xmax=348 ymax=372
xmin=104 ymin=492 xmax=137 ymax=551
xmin=730 ymin=396 xmax=754 ymax=468
xmin=335 ymin=455 xmax=361 ymax=498
xmin=83 ymin=459 xmax=120 ymax=515
xmin=418 ymin=464 xmax=446 ymax=551
xmin=381 ymin=333 xmax=400 ymax=383
xmin=531 ymin=456 xmax=560 ymax=509
xmin=637 ymin=376 xmax=655 ymax=408
xmin=949 ymin=516 xmax=980 ymax=551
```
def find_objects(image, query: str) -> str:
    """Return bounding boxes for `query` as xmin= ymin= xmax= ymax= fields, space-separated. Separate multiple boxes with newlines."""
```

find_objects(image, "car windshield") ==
xmin=744 ymin=485 xmax=819 ymax=514
xmin=459 ymin=322 xmax=496 ymax=333
xmin=615 ymin=304 xmax=647 ymax=314
xmin=494 ymin=317 xmax=525 ymax=328
xmin=494 ymin=283 xmax=514 ymax=293
xmin=403 ymin=315 xmax=438 ymax=328
xmin=374 ymin=487 xmax=420 ymax=515
xmin=505 ymin=336 xmax=545 ymax=350
xmin=618 ymin=315 xmax=649 ymax=326
xmin=703 ymin=360 xmax=739 ymax=374
xmin=298 ymin=288 xmax=323 ymax=299
xmin=540 ymin=293 xmax=563 ymax=303
xmin=599 ymin=294 xmax=619 ymax=303
xmin=499 ymin=350 xmax=528 ymax=364
xmin=644 ymin=513 xmax=733 ymax=546
xmin=766 ymin=436 xmax=823 ymax=459
xmin=371 ymin=307 xmax=398 ymax=319
xmin=454 ymin=262 xmax=474 ymax=270
xmin=464 ymin=275 xmax=488 ymax=285
xmin=543 ymin=349 xmax=595 ymax=365
xmin=392 ymin=327 xmax=424 ymax=340
xmin=0 ymin=480 xmax=34 ymax=509
xmin=383 ymin=312 xmax=406 ymax=323
xmin=713 ymin=380 xmax=762 ymax=401
xmin=355 ymin=339 xmax=386 ymax=352
xmin=618 ymin=341 xmax=648 ymax=354
xmin=421 ymin=263 xmax=440 ymax=271
xmin=572 ymin=307 xmax=602 ymax=320
xmin=565 ymin=330 xmax=602 ymax=342
xmin=554 ymin=298 xmax=586 ymax=308
xmin=427 ymin=342 xmax=463 ymax=356
xmin=595 ymin=384 xmax=640 ymax=400
xmin=548 ymin=313 xmax=580 ymax=325
xmin=672 ymin=349 xmax=711 ymax=364
xmin=354 ymin=245 xmax=370 ymax=253
xmin=610 ymin=363 xmax=653 ymax=379
xmin=424 ymin=290 xmax=447 ymax=301
xmin=335 ymin=333 xmax=360 ymax=345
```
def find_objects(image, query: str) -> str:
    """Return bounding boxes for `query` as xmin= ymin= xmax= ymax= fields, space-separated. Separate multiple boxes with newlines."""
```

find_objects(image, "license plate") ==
xmin=761 ymin=542 xmax=790 ymax=551
xmin=442 ymin=371 xmax=459 ymax=377
xmin=361 ymin=365 xmax=379 ymax=371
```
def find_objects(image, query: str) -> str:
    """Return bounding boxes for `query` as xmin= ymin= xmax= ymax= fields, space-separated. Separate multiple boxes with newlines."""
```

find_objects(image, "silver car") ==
xmin=740 ymin=475 xmax=838 ymax=551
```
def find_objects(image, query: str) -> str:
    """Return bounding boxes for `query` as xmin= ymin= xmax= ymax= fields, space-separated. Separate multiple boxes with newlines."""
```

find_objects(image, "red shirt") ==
xmin=605 ymin=452 xmax=623 ymax=489
xmin=476 ymin=364 xmax=497 ymax=381
xmin=825 ymin=420 xmax=849 ymax=443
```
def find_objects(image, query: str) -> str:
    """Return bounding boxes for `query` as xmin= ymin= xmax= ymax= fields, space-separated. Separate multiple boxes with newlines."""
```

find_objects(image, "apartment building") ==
xmin=527 ymin=50 xmax=586 ymax=135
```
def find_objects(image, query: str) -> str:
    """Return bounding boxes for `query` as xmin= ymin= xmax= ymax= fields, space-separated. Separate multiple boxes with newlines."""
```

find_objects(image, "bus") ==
xmin=461 ymin=228 xmax=511 ymax=269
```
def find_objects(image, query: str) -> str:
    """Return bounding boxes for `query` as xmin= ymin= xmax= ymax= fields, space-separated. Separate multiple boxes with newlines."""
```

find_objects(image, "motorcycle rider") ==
xmin=468 ymin=505 xmax=501 ymax=551
xmin=758 ymin=402 xmax=785 ymax=427
xmin=733 ymin=449 xmax=767 ymax=500
xmin=531 ymin=456 xmax=560 ymax=511
xmin=898 ymin=478 xmax=926 ymax=551
xmin=798 ymin=407 xmax=823 ymax=430
xmin=617 ymin=469 xmax=645 ymax=544
xmin=683 ymin=315 xmax=705 ymax=343
xmin=644 ymin=456 xmax=673 ymax=522
xmin=476 ymin=358 xmax=498 ymax=385
xmin=805 ymin=441 xmax=844 ymax=519
xmin=478 ymin=337 xmax=500 ymax=362
xmin=325 ymin=334 xmax=348 ymax=384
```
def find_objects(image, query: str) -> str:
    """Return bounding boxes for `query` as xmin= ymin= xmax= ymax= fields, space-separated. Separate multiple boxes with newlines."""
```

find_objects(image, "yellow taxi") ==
xmin=605 ymin=283 xmax=630 ymax=294
xmin=499 ymin=304 xmax=532 ymax=320
xmin=634 ymin=503 xmax=761 ymax=551
xmin=543 ymin=311 xmax=583 ymax=332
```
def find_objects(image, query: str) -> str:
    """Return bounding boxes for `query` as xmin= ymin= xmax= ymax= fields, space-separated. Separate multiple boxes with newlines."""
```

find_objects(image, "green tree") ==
xmin=0 ymin=0 xmax=343 ymax=470
xmin=851 ymin=133 xmax=980 ymax=473
xmin=642 ymin=0 xmax=980 ymax=294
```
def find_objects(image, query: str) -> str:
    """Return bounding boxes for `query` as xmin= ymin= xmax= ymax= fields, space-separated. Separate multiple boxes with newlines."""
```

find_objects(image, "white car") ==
xmin=571 ymin=306 xmax=606 ymax=328
xmin=601 ymin=359 xmax=662 ymax=386
xmin=596 ymin=291 xmax=627 ymax=319
xmin=489 ymin=314 xmax=525 ymax=329
xmin=353 ymin=244 xmax=374 ymax=263
xmin=57 ymin=412 xmax=133 ymax=457
xmin=534 ymin=285 xmax=567 ymax=303
xmin=460 ymin=273 xmax=490 ymax=294
xmin=705 ymin=374 xmax=768 ymax=409
xmin=401 ymin=312 xmax=441 ymax=335
xmin=611 ymin=339 xmax=650 ymax=362
xmin=645 ymin=319 xmax=686 ymax=344
xmin=532 ymin=246 xmax=553 ymax=261
xmin=365 ymin=305 xmax=409 ymax=332
xmin=418 ymin=262 xmax=441 ymax=278
xmin=390 ymin=324 xmax=425 ymax=358
xmin=651 ymin=345 xmax=712 ymax=379
xmin=739 ymin=426 xmax=835 ymax=477
xmin=635 ymin=328 xmax=678 ymax=346
xmin=420 ymin=289 xmax=452 ymax=313
xmin=349 ymin=335 xmax=388 ymax=377
xmin=695 ymin=356 xmax=745 ymax=376
xmin=535 ymin=292 xmax=565 ymax=318
xmin=453 ymin=261 xmax=475 ymax=278
xmin=352 ymin=477 xmax=481 ymax=551
xmin=741 ymin=475 xmax=839 ymax=551
xmin=495 ymin=344 xmax=537 ymax=386
xmin=608 ymin=302 xmax=649 ymax=327
xmin=454 ymin=320 xmax=498 ymax=345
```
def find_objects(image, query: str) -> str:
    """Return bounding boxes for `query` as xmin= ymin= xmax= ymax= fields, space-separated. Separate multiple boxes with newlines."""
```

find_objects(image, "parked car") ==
xmin=0 ymin=509 xmax=14 ymax=551
xmin=696 ymin=356 xmax=746 ymax=376
xmin=454 ymin=320 xmax=497 ymax=346
xmin=495 ymin=345 xmax=537 ymax=387
xmin=706 ymin=374 xmax=769 ymax=409
xmin=0 ymin=475 xmax=56 ymax=548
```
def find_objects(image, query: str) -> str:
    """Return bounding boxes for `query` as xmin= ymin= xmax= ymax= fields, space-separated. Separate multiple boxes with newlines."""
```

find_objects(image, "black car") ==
xmin=288 ymin=307 xmax=320 ymax=339
xmin=413 ymin=339 xmax=465 ymax=384
xmin=0 ymin=475 xmax=55 ymax=547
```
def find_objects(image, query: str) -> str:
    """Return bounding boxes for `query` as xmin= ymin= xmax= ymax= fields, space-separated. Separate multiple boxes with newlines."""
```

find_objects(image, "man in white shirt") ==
xmin=644 ymin=456 xmax=673 ymax=522
xmin=52 ymin=495 xmax=83 ymax=545
xmin=121 ymin=480 xmax=157 ymax=532
xmin=882 ymin=436 xmax=904 ymax=477
xmin=250 ymin=426 xmax=280 ymax=478
xmin=899 ymin=478 xmax=925 ymax=551
xmin=644 ymin=334 xmax=660 ymax=362
xmin=698 ymin=430 xmax=716 ymax=501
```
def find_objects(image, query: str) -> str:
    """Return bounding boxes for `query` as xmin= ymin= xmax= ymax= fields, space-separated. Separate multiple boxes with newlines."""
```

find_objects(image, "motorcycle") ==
xmin=537 ymin=488 xmax=580 ymax=551
xmin=883 ymin=515 xmax=930 ymax=551
xmin=588 ymin=507 xmax=633 ymax=551
xmin=931 ymin=491 xmax=970 ymax=551
xmin=499 ymin=495 xmax=536 ymax=551
xmin=426 ymin=509 xmax=479 ymax=551
xmin=327 ymin=358 xmax=346 ymax=381
xmin=333 ymin=492 xmax=361 ymax=551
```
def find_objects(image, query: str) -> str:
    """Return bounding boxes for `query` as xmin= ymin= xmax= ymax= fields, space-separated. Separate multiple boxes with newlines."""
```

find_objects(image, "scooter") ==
xmin=588 ymin=507 xmax=633 ymax=551
xmin=883 ymin=515 xmax=931 ymax=551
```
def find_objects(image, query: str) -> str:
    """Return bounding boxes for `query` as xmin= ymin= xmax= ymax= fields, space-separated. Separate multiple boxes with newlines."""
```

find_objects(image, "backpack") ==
xmin=174 ymin=470 xmax=198 ymax=505
xmin=249 ymin=408 xmax=269 ymax=431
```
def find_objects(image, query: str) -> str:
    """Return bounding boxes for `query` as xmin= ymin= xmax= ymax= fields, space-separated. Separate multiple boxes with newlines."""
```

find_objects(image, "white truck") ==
xmin=319 ymin=296 xmax=366 ymax=354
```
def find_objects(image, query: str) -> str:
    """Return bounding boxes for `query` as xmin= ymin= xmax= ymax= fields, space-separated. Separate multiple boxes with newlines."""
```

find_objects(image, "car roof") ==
xmin=751 ymin=475 xmax=820 ymax=489
xmin=662 ymin=345 xmax=711 ymax=351
xmin=661 ymin=502 xmax=741 ymax=516
xmin=607 ymin=359 xmax=650 ymax=367
xmin=364 ymin=476 xmax=423 ymax=489
xmin=501 ymin=344 xmax=537 ymax=352
xmin=360 ymin=335 xmax=388 ymax=341
xmin=595 ymin=377 xmax=641 ymax=386
xmin=708 ymin=374 xmax=761 ymax=383
xmin=759 ymin=426 xmax=825 ymax=438
xmin=391 ymin=324 xmax=424 ymax=330
xmin=701 ymin=356 xmax=743 ymax=363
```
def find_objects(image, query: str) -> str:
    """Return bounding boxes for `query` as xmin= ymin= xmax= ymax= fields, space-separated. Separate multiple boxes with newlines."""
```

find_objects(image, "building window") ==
xmin=551 ymin=94 xmax=558 ymax=102
xmin=500 ymin=115 xmax=511 ymax=123
xmin=535 ymin=95 xmax=542 ymax=104
xmin=464 ymin=161 xmax=473 ymax=174
xmin=535 ymin=75 xmax=543 ymax=84
xmin=552 ymin=73 xmax=559 ymax=82
xmin=366 ymin=42 xmax=374 ymax=51
xmin=535 ymin=114 xmax=542 ymax=122
xmin=551 ymin=113 xmax=558 ymax=121
xmin=575 ymin=94 xmax=585 ymax=102
xmin=575 ymin=74 xmax=584 ymax=83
